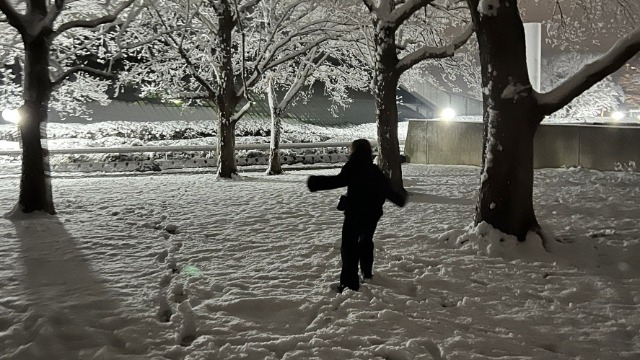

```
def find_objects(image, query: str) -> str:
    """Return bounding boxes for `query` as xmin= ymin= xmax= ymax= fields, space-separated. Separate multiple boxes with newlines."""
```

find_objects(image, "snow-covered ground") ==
xmin=0 ymin=165 xmax=639 ymax=359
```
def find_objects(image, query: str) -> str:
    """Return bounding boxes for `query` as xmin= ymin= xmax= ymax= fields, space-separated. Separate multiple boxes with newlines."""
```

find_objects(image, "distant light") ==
xmin=440 ymin=108 xmax=456 ymax=120
xmin=611 ymin=111 xmax=625 ymax=121
xmin=170 ymin=99 xmax=183 ymax=106
xmin=1 ymin=109 xmax=21 ymax=124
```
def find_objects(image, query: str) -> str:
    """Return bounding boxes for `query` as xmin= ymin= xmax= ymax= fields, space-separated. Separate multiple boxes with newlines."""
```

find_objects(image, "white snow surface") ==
xmin=1 ymin=165 xmax=639 ymax=359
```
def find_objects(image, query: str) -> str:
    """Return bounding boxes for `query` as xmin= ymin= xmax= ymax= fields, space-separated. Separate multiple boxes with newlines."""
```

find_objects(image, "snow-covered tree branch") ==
xmin=54 ymin=0 xmax=137 ymax=36
xmin=396 ymin=23 xmax=473 ymax=73
xmin=536 ymin=28 xmax=640 ymax=117
xmin=390 ymin=0 xmax=434 ymax=26
xmin=50 ymin=65 xmax=114 ymax=87
xmin=0 ymin=0 xmax=25 ymax=33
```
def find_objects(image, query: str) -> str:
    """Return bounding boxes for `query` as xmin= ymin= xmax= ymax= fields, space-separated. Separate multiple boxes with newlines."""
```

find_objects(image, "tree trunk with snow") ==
xmin=266 ymin=79 xmax=283 ymax=175
xmin=18 ymin=36 xmax=55 ymax=214
xmin=469 ymin=0 xmax=542 ymax=239
xmin=468 ymin=0 xmax=640 ymax=241
xmin=373 ymin=22 xmax=405 ymax=194
xmin=215 ymin=2 xmax=240 ymax=179
xmin=217 ymin=115 xmax=238 ymax=178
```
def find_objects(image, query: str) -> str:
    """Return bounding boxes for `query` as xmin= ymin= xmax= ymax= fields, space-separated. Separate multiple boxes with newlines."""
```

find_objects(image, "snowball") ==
xmin=478 ymin=0 xmax=500 ymax=16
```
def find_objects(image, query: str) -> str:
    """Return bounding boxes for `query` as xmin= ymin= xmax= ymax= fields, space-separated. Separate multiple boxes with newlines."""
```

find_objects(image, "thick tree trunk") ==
xmin=215 ymin=2 xmax=239 ymax=179
xmin=469 ymin=0 xmax=542 ymax=240
xmin=217 ymin=115 xmax=238 ymax=178
xmin=475 ymin=102 xmax=542 ymax=240
xmin=18 ymin=37 xmax=55 ymax=214
xmin=266 ymin=79 xmax=282 ymax=175
xmin=373 ymin=23 xmax=405 ymax=193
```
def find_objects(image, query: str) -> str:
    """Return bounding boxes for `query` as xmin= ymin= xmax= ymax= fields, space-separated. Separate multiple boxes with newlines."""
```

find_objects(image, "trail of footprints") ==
xmin=152 ymin=217 xmax=198 ymax=347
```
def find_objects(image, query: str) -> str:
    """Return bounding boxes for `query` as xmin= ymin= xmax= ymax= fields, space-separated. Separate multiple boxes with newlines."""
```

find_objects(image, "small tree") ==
xmin=0 ymin=0 xmax=135 ymax=214
xmin=359 ymin=0 xmax=473 ymax=192
xmin=261 ymin=43 xmax=370 ymax=174
xmin=466 ymin=0 xmax=640 ymax=241
xmin=264 ymin=51 xmax=328 ymax=175
xmin=121 ymin=0 xmax=342 ymax=178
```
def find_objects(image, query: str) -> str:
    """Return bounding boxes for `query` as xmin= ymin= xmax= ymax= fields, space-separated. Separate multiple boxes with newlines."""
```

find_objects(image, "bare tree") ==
xmin=0 ymin=0 xmax=136 ymax=214
xmin=121 ymin=0 xmax=344 ymax=179
xmin=466 ymin=0 xmax=640 ymax=243
xmin=359 ymin=0 xmax=473 ymax=193
xmin=259 ymin=28 xmax=370 ymax=174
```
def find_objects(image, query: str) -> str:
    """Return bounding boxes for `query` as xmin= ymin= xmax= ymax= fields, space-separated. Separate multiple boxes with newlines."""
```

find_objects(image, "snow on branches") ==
xmin=0 ymin=0 xmax=137 ymax=119
xmin=540 ymin=52 xmax=625 ymax=118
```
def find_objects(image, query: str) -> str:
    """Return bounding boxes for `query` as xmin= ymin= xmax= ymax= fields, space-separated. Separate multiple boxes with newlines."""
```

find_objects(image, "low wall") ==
xmin=405 ymin=120 xmax=640 ymax=171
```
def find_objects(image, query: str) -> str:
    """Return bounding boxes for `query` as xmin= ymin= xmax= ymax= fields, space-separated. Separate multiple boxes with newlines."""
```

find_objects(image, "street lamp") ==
xmin=611 ymin=111 xmax=625 ymax=122
xmin=1 ymin=108 xmax=21 ymax=125
xmin=440 ymin=107 xmax=456 ymax=121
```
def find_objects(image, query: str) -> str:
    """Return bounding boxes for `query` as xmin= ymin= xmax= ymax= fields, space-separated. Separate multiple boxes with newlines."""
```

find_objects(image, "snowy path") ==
xmin=0 ymin=165 xmax=638 ymax=359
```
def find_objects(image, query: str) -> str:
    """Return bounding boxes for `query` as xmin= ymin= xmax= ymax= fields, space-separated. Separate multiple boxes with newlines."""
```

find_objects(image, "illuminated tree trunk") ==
xmin=18 ymin=36 xmax=55 ymax=214
xmin=266 ymin=79 xmax=283 ymax=175
xmin=373 ymin=22 xmax=404 ymax=193
xmin=215 ymin=1 xmax=240 ymax=179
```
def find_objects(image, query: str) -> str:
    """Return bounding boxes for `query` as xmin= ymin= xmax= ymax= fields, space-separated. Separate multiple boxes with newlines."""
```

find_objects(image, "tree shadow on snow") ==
xmin=10 ymin=215 xmax=128 ymax=358
xmin=408 ymin=191 xmax=475 ymax=206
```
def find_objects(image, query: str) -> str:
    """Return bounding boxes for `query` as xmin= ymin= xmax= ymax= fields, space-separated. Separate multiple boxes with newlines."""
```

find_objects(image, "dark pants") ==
xmin=340 ymin=214 xmax=380 ymax=291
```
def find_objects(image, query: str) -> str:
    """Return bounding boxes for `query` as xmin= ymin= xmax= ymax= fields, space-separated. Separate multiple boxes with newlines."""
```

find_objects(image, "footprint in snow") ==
xmin=156 ymin=249 xmax=169 ymax=263
xmin=172 ymin=283 xmax=188 ymax=303
xmin=156 ymin=294 xmax=173 ymax=323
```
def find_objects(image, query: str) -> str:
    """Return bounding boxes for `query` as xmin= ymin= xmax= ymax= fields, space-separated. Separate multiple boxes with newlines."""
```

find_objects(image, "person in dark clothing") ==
xmin=307 ymin=139 xmax=407 ymax=293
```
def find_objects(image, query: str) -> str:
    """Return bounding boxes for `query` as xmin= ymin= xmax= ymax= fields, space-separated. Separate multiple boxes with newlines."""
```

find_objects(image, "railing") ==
xmin=0 ymin=140 xmax=402 ymax=156
xmin=0 ymin=140 xmax=407 ymax=173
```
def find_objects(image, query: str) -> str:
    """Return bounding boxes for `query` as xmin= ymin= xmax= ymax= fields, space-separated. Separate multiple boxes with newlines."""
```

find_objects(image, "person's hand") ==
xmin=399 ymin=191 xmax=408 ymax=207
xmin=307 ymin=176 xmax=320 ymax=192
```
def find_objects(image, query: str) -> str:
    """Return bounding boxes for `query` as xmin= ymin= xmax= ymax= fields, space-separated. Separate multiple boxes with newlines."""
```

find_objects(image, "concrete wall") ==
xmin=405 ymin=120 xmax=640 ymax=171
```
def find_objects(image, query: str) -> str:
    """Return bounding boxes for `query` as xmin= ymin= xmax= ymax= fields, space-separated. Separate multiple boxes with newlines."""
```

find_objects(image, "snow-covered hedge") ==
xmin=0 ymin=119 xmax=393 ymax=144
xmin=0 ymin=120 xmax=409 ymax=165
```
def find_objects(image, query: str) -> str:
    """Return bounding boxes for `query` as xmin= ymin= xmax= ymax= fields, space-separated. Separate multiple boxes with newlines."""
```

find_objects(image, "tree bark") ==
xmin=215 ymin=1 xmax=240 ymax=179
xmin=18 ymin=36 xmax=55 ymax=214
xmin=373 ymin=22 xmax=405 ymax=193
xmin=266 ymin=79 xmax=283 ymax=175
xmin=266 ymin=113 xmax=282 ymax=175
xmin=469 ymin=0 xmax=542 ymax=240
xmin=216 ymin=115 xmax=238 ymax=178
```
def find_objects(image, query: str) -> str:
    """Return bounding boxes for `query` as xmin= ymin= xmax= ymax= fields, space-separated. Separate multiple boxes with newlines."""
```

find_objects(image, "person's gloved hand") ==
xmin=307 ymin=176 xmax=320 ymax=192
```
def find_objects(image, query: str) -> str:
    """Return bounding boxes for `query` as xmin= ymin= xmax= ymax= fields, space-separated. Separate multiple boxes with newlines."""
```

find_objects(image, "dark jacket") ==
xmin=307 ymin=157 xmax=406 ymax=217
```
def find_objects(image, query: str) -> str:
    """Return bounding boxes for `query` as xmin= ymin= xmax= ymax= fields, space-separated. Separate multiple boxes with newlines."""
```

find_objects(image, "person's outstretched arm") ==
xmin=307 ymin=163 xmax=351 ymax=192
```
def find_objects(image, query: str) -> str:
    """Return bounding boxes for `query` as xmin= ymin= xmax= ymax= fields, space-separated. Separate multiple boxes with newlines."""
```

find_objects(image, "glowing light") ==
xmin=1 ymin=109 xmax=21 ymax=124
xmin=440 ymin=108 xmax=456 ymax=120
xmin=182 ymin=265 xmax=201 ymax=277
xmin=611 ymin=111 xmax=625 ymax=121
